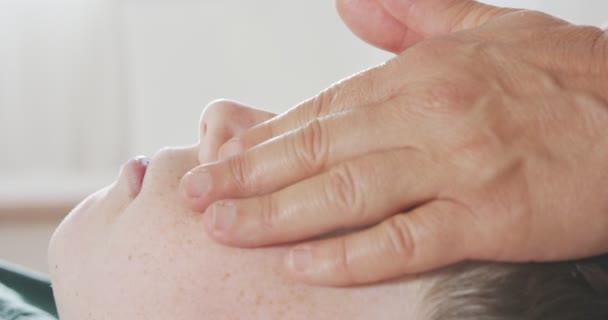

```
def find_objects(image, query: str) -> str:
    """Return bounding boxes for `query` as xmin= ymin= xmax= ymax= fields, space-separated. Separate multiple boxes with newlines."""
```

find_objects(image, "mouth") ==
xmin=123 ymin=156 xmax=150 ymax=197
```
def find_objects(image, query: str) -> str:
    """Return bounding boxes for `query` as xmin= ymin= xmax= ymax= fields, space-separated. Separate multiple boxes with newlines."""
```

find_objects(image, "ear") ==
xmin=336 ymin=0 xmax=515 ymax=53
xmin=198 ymin=100 xmax=276 ymax=164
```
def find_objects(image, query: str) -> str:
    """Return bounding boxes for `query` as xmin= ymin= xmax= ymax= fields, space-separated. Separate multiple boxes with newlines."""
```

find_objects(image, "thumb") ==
xmin=336 ymin=0 xmax=516 ymax=53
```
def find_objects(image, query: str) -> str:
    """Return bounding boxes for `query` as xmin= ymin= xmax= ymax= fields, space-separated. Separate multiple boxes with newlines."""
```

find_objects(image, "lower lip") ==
xmin=124 ymin=156 xmax=149 ymax=197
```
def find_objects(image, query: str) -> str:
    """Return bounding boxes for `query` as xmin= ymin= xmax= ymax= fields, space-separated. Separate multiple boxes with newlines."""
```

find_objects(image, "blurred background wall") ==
xmin=1 ymin=0 xmax=606 ymax=272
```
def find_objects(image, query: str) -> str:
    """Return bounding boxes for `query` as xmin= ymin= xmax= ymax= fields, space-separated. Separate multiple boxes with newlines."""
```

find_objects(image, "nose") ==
xmin=198 ymin=100 xmax=246 ymax=164
xmin=139 ymin=145 xmax=199 ymax=196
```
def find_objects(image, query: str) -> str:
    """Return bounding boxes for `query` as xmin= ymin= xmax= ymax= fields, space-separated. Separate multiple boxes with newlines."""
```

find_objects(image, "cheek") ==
xmin=55 ymin=192 xmax=348 ymax=319
xmin=48 ymin=187 xmax=127 ymax=318
xmin=49 ymin=188 xmax=247 ymax=319
xmin=49 ymin=169 xmax=414 ymax=319
xmin=89 ymin=198 xmax=284 ymax=318
xmin=49 ymin=187 xmax=114 ymax=271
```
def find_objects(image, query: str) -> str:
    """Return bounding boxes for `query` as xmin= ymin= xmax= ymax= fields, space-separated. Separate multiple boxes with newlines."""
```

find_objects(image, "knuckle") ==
xmin=306 ymin=87 xmax=337 ymax=121
xmin=444 ymin=101 xmax=513 ymax=175
xmin=383 ymin=216 xmax=417 ymax=261
xmin=294 ymin=119 xmax=329 ymax=172
xmin=327 ymin=163 xmax=362 ymax=217
xmin=259 ymin=195 xmax=278 ymax=230
xmin=227 ymin=156 xmax=252 ymax=193
xmin=334 ymin=237 xmax=357 ymax=283
xmin=447 ymin=132 xmax=503 ymax=178
xmin=419 ymin=80 xmax=478 ymax=114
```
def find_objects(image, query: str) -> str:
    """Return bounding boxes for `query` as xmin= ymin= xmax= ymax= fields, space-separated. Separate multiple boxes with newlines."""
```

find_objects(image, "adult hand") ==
xmin=182 ymin=0 xmax=608 ymax=286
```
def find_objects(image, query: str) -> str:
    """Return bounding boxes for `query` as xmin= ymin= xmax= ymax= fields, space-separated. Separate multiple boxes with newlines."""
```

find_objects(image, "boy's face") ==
xmin=48 ymin=101 xmax=428 ymax=319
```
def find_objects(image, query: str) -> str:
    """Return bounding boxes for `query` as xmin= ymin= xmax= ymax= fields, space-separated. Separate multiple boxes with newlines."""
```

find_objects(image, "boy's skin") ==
xmin=48 ymin=101 xmax=428 ymax=319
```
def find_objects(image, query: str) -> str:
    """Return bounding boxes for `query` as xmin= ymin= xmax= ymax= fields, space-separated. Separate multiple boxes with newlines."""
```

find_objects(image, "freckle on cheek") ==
xmin=255 ymin=293 xmax=264 ymax=306
xmin=238 ymin=289 xmax=244 ymax=301
xmin=221 ymin=272 xmax=231 ymax=281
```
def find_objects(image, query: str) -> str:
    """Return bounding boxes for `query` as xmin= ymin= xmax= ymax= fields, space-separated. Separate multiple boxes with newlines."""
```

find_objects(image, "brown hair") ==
xmin=424 ymin=254 xmax=608 ymax=320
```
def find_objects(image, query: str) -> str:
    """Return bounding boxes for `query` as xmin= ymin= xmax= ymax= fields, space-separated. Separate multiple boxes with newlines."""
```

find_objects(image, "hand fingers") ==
xmin=202 ymin=148 xmax=440 ymax=247
xmin=284 ymin=200 xmax=478 ymax=286
xmin=182 ymin=102 xmax=434 ymax=211
xmin=217 ymin=1 xmax=517 ymax=159
xmin=216 ymin=64 xmax=395 ymax=161
xmin=198 ymin=100 xmax=276 ymax=164
xmin=336 ymin=0 xmax=517 ymax=53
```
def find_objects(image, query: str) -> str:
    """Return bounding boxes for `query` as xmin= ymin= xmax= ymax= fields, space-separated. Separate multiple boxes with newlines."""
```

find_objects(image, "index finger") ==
xmin=217 ymin=63 xmax=393 ymax=160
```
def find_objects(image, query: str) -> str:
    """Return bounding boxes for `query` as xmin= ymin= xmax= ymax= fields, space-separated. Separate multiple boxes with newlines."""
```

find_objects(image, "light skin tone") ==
xmin=48 ymin=102 xmax=429 ymax=320
xmin=180 ymin=0 xmax=608 ymax=286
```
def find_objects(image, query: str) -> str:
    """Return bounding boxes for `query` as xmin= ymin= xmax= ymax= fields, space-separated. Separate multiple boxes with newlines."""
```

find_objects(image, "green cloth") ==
xmin=0 ymin=262 xmax=57 ymax=319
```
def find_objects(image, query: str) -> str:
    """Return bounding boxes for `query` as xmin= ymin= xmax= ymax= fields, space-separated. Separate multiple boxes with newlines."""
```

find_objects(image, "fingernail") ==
xmin=219 ymin=139 xmax=242 ymax=159
xmin=211 ymin=201 xmax=236 ymax=232
xmin=289 ymin=246 xmax=313 ymax=273
xmin=183 ymin=170 xmax=211 ymax=198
